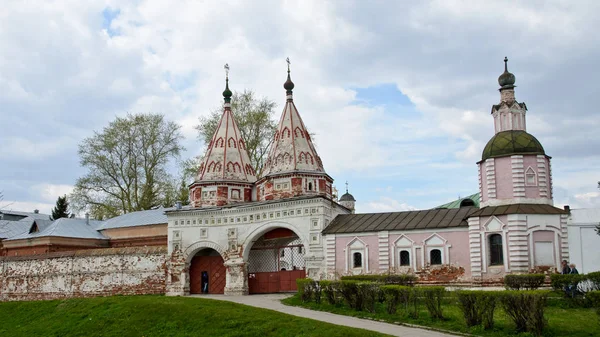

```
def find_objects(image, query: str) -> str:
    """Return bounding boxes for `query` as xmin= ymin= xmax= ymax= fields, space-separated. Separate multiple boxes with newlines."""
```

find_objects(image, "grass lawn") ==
xmin=0 ymin=295 xmax=390 ymax=337
xmin=282 ymin=293 xmax=600 ymax=337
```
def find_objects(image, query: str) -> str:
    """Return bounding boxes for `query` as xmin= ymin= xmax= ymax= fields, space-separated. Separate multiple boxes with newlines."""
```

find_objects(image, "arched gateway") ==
xmin=247 ymin=228 xmax=306 ymax=293
xmin=189 ymin=248 xmax=225 ymax=294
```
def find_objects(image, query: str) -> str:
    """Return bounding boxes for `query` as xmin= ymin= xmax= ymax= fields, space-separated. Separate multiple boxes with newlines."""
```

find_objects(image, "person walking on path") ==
xmin=561 ymin=260 xmax=571 ymax=274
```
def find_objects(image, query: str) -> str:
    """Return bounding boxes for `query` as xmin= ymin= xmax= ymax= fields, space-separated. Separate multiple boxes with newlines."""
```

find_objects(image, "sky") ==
xmin=1 ymin=0 xmax=599 ymax=215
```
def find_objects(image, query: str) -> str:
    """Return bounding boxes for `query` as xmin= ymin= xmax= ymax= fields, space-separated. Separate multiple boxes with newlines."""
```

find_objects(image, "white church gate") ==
xmin=247 ymin=228 xmax=306 ymax=293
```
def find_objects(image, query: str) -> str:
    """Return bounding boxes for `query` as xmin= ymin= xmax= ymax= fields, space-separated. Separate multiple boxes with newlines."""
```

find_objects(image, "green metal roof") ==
xmin=435 ymin=193 xmax=480 ymax=209
xmin=481 ymin=130 xmax=545 ymax=161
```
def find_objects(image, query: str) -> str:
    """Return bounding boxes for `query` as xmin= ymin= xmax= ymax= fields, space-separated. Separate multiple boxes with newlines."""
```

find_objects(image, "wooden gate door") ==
xmin=189 ymin=255 xmax=225 ymax=294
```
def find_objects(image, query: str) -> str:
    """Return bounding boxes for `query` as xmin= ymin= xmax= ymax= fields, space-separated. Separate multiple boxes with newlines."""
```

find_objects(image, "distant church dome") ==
xmin=481 ymin=130 xmax=545 ymax=161
xmin=339 ymin=192 xmax=356 ymax=202
xmin=498 ymin=56 xmax=516 ymax=88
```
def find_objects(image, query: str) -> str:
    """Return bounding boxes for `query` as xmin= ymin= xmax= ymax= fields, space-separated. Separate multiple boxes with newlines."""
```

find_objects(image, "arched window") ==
xmin=400 ymin=250 xmax=410 ymax=266
xmin=430 ymin=249 xmax=442 ymax=265
xmin=525 ymin=167 xmax=537 ymax=186
xmin=460 ymin=199 xmax=475 ymax=207
xmin=353 ymin=252 xmax=362 ymax=268
xmin=489 ymin=234 xmax=504 ymax=266
xmin=308 ymin=182 xmax=313 ymax=191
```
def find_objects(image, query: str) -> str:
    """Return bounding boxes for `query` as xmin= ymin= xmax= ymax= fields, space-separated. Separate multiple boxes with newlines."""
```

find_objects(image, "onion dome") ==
xmin=481 ymin=130 xmax=545 ymax=161
xmin=223 ymin=63 xmax=233 ymax=103
xmin=284 ymin=57 xmax=295 ymax=93
xmin=498 ymin=57 xmax=516 ymax=89
xmin=339 ymin=192 xmax=356 ymax=202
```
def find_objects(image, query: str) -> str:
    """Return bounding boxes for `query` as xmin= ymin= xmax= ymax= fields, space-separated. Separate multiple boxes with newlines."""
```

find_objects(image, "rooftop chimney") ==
xmin=563 ymin=205 xmax=571 ymax=213
xmin=85 ymin=212 xmax=90 ymax=225
xmin=34 ymin=209 xmax=39 ymax=214
xmin=176 ymin=201 xmax=182 ymax=210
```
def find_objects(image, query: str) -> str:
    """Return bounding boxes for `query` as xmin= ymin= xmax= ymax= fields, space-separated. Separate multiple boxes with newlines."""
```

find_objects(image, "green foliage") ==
xmin=504 ymin=274 xmax=545 ymax=290
xmin=195 ymin=90 xmax=277 ymax=176
xmin=457 ymin=291 xmax=499 ymax=330
xmin=319 ymin=280 xmax=341 ymax=305
xmin=340 ymin=274 xmax=417 ymax=286
xmin=296 ymin=278 xmax=315 ymax=303
xmin=71 ymin=113 xmax=184 ymax=219
xmin=500 ymin=290 xmax=549 ymax=336
xmin=588 ymin=272 xmax=600 ymax=291
xmin=550 ymin=274 xmax=584 ymax=293
xmin=51 ymin=195 xmax=70 ymax=220
xmin=381 ymin=285 xmax=413 ymax=315
xmin=422 ymin=287 xmax=445 ymax=319
xmin=357 ymin=283 xmax=379 ymax=313
xmin=339 ymin=280 xmax=362 ymax=310
xmin=588 ymin=291 xmax=600 ymax=318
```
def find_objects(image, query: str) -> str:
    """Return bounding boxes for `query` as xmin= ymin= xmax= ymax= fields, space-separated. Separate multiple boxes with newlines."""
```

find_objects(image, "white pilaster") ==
xmin=511 ymin=155 xmax=525 ymax=198
xmin=560 ymin=214 xmax=569 ymax=262
xmin=325 ymin=235 xmax=336 ymax=276
xmin=507 ymin=214 xmax=529 ymax=272
xmin=485 ymin=159 xmax=496 ymax=199
xmin=468 ymin=217 xmax=482 ymax=279
xmin=378 ymin=231 xmax=390 ymax=272
xmin=536 ymin=155 xmax=548 ymax=198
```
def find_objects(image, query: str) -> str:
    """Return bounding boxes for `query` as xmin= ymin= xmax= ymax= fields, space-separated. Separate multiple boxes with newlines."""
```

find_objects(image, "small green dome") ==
xmin=482 ymin=130 xmax=545 ymax=161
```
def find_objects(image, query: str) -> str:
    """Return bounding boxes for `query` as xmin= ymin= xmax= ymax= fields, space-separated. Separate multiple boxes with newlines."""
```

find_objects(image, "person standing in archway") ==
xmin=201 ymin=271 xmax=209 ymax=293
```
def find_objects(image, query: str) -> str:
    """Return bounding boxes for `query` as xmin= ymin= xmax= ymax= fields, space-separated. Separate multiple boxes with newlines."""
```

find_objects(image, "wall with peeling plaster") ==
xmin=0 ymin=247 xmax=167 ymax=301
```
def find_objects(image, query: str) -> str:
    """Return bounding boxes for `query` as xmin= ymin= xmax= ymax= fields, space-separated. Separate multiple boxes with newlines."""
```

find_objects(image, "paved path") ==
xmin=189 ymin=294 xmax=456 ymax=337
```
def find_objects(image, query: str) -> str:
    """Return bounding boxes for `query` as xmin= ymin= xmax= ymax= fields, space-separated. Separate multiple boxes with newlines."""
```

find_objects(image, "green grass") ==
xmin=282 ymin=293 xmax=600 ymax=337
xmin=0 ymin=295 xmax=389 ymax=337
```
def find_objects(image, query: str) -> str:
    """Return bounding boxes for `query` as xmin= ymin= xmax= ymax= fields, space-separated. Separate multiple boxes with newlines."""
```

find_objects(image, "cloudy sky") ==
xmin=1 ymin=0 xmax=599 ymax=215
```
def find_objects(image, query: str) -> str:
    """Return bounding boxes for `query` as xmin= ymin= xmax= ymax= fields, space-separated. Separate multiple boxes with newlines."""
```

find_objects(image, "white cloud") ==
xmin=361 ymin=197 xmax=416 ymax=213
xmin=31 ymin=184 xmax=75 ymax=203
xmin=1 ymin=1 xmax=599 ymax=212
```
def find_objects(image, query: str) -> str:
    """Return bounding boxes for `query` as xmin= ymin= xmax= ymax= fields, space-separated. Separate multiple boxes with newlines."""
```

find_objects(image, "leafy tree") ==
xmin=195 ymin=90 xmax=277 ymax=177
xmin=51 ymin=195 xmax=70 ymax=220
xmin=71 ymin=113 xmax=184 ymax=219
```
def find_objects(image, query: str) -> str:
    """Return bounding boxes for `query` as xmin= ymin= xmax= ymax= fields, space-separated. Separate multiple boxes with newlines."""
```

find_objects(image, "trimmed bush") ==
xmin=500 ymin=290 xmax=549 ymax=336
xmin=357 ymin=282 xmax=379 ymax=313
xmin=340 ymin=274 xmax=417 ymax=286
xmin=422 ymin=287 xmax=445 ymax=319
xmin=320 ymin=280 xmax=340 ymax=305
xmin=339 ymin=280 xmax=361 ymax=310
xmin=296 ymin=278 xmax=315 ymax=303
xmin=588 ymin=272 xmax=600 ymax=291
xmin=380 ymin=285 xmax=407 ymax=314
xmin=456 ymin=291 xmax=481 ymax=327
xmin=588 ymin=291 xmax=600 ymax=319
xmin=504 ymin=274 xmax=545 ymax=290
xmin=479 ymin=291 xmax=498 ymax=330
xmin=550 ymin=274 xmax=584 ymax=295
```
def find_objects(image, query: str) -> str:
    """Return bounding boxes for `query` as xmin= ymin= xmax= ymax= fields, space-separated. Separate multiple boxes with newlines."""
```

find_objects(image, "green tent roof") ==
xmin=481 ymin=130 xmax=545 ymax=161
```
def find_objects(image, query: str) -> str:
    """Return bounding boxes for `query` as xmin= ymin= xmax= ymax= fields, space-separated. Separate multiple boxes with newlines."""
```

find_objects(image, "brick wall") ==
xmin=0 ymin=246 xmax=167 ymax=301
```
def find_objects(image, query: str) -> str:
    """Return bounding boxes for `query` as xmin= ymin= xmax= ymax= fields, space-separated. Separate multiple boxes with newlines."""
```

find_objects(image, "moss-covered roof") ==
xmin=481 ymin=130 xmax=545 ymax=161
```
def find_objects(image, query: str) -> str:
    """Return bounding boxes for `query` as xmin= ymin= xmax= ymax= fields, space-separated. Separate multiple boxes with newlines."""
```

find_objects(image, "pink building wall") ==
xmin=493 ymin=157 xmax=512 ymax=200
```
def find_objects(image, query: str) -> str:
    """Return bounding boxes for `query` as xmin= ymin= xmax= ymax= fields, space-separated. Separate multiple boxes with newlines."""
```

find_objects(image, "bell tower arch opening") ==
xmin=189 ymin=248 xmax=226 ymax=294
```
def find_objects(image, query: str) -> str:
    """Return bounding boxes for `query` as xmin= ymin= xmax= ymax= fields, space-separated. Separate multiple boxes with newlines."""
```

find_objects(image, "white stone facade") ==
xmin=165 ymin=196 xmax=349 ymax=295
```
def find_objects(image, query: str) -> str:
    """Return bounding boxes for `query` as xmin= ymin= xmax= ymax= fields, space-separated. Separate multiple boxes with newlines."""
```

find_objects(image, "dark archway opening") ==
xmin=189 ymin=248 xmax=225 ymax=294
xmin=247 ymin=228 xmax=306 ymax=293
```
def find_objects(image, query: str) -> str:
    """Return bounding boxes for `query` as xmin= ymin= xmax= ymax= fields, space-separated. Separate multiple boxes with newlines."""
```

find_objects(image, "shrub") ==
xmin=339 ymin=280 xmax=361 ymax=310
xmin=313 ymin=281 xmax=322 ymax=304
xmin=407 ymin=287 xmax=420 ymax=318
xmin=320 ymin=280 xmax=340 ymax=305
xmin=500 ymin=290 xmax=549 ymax=336
xmin=587 ymin=291 xmax=600 ymax=318
xmin=479 ymin=291 xmax=498 ymax=330
xmin=504 ymin=274 xmax=545 ymax=290
xmin=357 ymin=282 xmax=379 ymax=313
xmin=422 ymin=287 xmax=445 ymax=319
xmin=587 ymin=272 xmax=600 ymax=291
xmin=551 ymin=274 xmax=582 ymax=292
xmin=296 ymin=278 xmax=315 ymax=303
xmin=456 ymin=291 xmax=482 ymax=327
xmin=340 ymin=274 xmax=417 ymax=286
xmin=381 ymin=285 xmax=405 ymax=314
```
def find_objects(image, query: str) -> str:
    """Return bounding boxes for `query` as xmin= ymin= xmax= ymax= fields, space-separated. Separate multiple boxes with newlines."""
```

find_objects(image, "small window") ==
xmin=525 ymin=167 xmax=537 ymax=186
xmin=231 ymin=189 xmax=240 ymax=199
xmin=308 ymin=182 xmax=313 ymax=191
xmin=489 ymin=234 xmax=504 ymax=266
xmin=353 ymin=252 xmax=363 ymax=268
xmin=298 ymin=246 xmax=303 ymax=254
xmin=430 ymin=249 xmax=442 ymax=265
xmin=400 ymin=250 xmax=410 ymax=266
